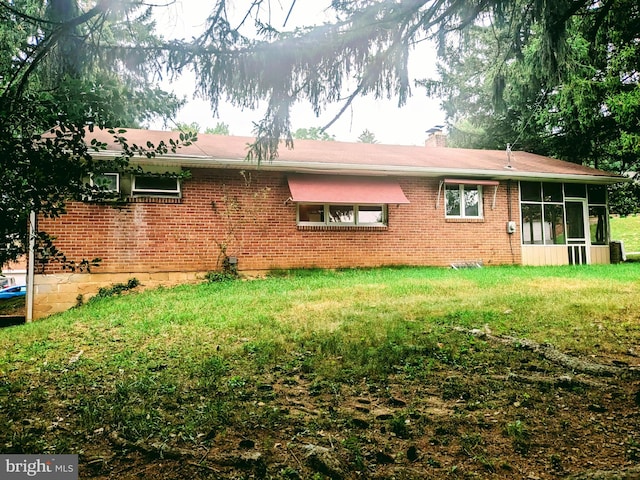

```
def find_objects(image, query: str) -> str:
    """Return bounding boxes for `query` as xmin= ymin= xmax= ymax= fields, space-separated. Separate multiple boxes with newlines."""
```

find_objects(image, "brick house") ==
xmin=30 ymin=128 xmax=625 ymax=319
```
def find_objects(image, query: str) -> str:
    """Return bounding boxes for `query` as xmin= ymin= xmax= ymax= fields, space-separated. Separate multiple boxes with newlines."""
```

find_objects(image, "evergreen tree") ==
xmin=0 ymin=0 xmax=187 ymax=267
xmin=418 ymin=0 xmax=639 ymax=211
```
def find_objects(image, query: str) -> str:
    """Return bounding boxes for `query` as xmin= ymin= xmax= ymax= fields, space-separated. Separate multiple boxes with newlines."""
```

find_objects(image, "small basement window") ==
xmin=132 ymin=175 xmax=181 ymax=198
xmin=91 ymin=172 xmax=120 ymax=193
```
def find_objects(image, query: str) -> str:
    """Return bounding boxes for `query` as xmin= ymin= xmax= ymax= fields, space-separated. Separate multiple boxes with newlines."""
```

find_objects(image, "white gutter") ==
xmin=26 ymin=211 xmax=36 ymax=323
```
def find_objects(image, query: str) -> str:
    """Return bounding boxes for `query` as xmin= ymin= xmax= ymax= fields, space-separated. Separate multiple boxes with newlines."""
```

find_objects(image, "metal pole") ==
xmin=26 ymin=211 xmax=36 ymax=322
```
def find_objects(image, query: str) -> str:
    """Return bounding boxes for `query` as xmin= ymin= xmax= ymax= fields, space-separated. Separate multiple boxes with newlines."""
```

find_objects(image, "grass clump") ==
xmin=504 ymin=420 xmax=531 ymax=454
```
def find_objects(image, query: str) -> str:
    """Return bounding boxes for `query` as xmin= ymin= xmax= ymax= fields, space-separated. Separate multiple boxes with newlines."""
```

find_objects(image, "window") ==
xmin=521 ymin=204 xmax=543 ymax=244
xmin=520 ymin=181 xmax=608 ymax=246
xmin=132 ymin=175 xmax=181 ymax=198
xmin=543 ymin=183 xmax=563 ymax=202
xmin=564 ymin=183 xmax=586 ymax=198
xmin=445 ymin=184 xmax=482 ymax=218
xmin=589 ymin=206 xmax=608 ymax=245
xmin=328 ymin=205 xmax=355 ymax=223
xmin=520 ymin=182 xmax=542 ymax=202
xmin=299 ymin=204 xmax=324 ymax=223
xmin=358 ymin=205 xmax=385 ymax=224
xmin=587 ymin=185 xmax=607 ymax=204
xmin=588 ymin=185 xmax=608 ymax=245
xmin=543 ymin=204 xmax=566 ymax=244
xmin=298 ymin=204 xmax=386 ymax=226
xmin=91 ymin=173 xmax=120 ymax=192
xmin=84 ymin=172 xmax=120 ymax=201
xmin=520 ymin=181 xmax=565 ymax=245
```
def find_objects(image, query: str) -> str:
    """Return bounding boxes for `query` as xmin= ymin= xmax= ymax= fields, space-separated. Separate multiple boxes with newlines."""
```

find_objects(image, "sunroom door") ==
xmin=565 ymin=200 xmax=589 ymax=265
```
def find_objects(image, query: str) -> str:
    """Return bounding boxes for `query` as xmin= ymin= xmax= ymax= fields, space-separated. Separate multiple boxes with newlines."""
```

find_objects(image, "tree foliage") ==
xmin=420 ymin=0 xmax=639 ymax=211
xmin=172 ymin=122 xmax=231 ymax=135
xmin=357 ymin=129 xmax=378 ymax=144
xmin=0 ymin=0 xmax=186 ymax=267
xmin=1 ymin=0 xmax=183 ymax=127
xmin=178 ymin=0 xmax=626 ymax=160
xmin=292 ymin=127 xmax=335 ymax=141
xmin=205 ymin=122 xmax=231 ymax=135
xmin=172 ymin=122 xmax=202 ymax=134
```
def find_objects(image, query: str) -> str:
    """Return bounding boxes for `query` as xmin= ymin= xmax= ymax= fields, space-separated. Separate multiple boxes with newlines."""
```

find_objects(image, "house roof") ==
xmin=85 ymin=128 xmax=626 ymax=184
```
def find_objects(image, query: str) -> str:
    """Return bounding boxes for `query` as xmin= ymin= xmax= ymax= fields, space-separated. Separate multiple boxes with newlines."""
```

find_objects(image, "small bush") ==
xmin=205 ymin=255 xmax=239 ymax=283
xmin=204 ymin=271 xmax=237 ymax=283
xmin=86 ymin=278 xmax=140 ymax=305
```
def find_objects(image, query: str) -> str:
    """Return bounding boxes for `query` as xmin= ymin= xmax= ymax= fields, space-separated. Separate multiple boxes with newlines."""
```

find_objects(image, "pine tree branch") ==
xmin=3 ymin=0 xmax=118 ymax=100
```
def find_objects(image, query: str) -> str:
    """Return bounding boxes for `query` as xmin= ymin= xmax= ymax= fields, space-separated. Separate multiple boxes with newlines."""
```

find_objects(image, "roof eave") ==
xmin=93 ymin=152 xmax=628 ymax=185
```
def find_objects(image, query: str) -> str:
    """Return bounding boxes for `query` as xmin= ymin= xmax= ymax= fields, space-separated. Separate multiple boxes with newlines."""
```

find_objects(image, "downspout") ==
xmin=26 ymin=211 xmax=36 ymax=323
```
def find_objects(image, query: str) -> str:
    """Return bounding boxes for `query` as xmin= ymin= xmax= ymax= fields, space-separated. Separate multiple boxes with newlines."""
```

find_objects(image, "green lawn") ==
xmin=1 ymin=265 xmax=639 ymax=478
xmin=610 ymin=214 xmax=640 ymax=252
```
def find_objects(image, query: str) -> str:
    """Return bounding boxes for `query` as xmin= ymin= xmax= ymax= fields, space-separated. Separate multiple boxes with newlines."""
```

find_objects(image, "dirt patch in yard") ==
xmin=2 ymin=328 xmax=639 ymax=479
xmin=85 ymin=372 xmax=639 ymax=479
xmin=81 ymin=341 xmax=640 ymax=478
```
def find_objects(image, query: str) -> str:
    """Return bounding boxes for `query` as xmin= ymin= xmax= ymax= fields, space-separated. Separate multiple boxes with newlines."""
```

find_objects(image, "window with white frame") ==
xmin=132 ymin=175 xmax=181 ymax=198
xmin=445 ymin=184 xmax=483 ymax=218
xmin=298 ymin=204 xmax=386 ymax=226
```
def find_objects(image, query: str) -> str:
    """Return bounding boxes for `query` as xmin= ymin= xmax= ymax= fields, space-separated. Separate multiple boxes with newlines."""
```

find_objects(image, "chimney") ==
xmin=425 ymin=125 xmax=446 ymax=148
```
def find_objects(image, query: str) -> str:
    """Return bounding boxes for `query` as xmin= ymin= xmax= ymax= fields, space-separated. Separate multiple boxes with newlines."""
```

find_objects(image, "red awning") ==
xmin=443 ymin=178 xmax=500 ymax=186
xmin=288 ymin=175 xmax=410 ymax=204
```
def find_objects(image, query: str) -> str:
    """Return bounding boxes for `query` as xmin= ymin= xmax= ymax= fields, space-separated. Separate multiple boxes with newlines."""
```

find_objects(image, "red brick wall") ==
xmin=37 ymin=169 xmax=522 ymax=274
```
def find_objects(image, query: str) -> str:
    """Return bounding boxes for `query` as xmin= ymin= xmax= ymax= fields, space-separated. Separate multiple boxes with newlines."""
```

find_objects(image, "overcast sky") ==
xmin=151 ymin=1 xmax=446 ymax=146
